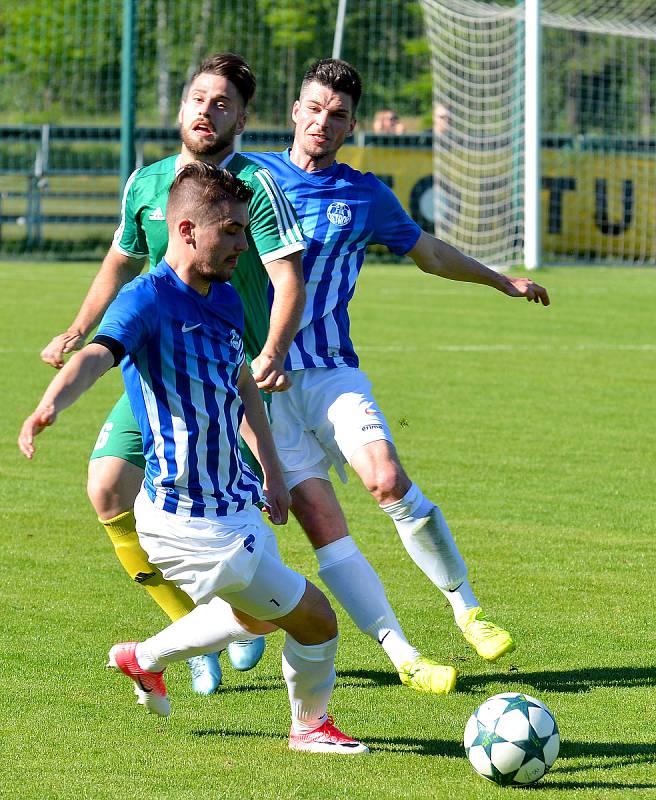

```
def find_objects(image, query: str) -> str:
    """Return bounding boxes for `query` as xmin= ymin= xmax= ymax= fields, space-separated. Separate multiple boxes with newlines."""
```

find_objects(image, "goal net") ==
xmin=419 ymin=0 xmax=656 ymax=266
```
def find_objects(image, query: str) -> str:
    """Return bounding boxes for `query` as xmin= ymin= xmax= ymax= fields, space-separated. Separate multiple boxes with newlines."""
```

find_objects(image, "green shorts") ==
xmin=89 ymin=392 xmax=146 ymax=468
xmin=89 ymin=391 xmax=265 ymax=480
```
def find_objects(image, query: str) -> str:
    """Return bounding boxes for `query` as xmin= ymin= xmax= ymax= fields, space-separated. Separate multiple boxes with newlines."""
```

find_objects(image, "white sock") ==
xmin=446 ymin=579 xmax=480 ymax=621
xmin=381 ymin=483 xmax=477 ymax=620
xmin=283 ymin=634 xmax=338 ymax=734
xmin=135 ymin=595 xmax=257 ymax=671
xmin=316 ymin=536 xmax=419 ymax=669
xmin=384 ymin=482 xmax=434 ymax=520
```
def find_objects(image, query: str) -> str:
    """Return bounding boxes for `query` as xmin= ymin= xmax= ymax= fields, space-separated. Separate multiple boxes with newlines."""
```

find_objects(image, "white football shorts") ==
xmin=270 ymin=366 xmax=394 ymax=490
xmin=134 ymin=489 xmax=305 ymax=618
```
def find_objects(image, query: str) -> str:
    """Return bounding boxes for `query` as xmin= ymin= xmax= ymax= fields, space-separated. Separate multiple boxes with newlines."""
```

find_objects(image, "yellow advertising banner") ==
xmin=541 ymin=150 xmax=656 ymax=261
xmin=338 ymin=144 xmax=656 ymax=262
xmin=341 ymin=145 xmax=434 ymax=232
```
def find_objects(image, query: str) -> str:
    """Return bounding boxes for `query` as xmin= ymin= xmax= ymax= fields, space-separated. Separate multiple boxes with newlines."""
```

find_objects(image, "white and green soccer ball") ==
xmin=464 ymin=692 xmax=560 ymax=786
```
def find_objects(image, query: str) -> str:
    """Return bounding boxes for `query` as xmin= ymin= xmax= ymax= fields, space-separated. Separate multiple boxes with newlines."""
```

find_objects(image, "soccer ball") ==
xmin=464 ymin=692 xmax=560 ymax=786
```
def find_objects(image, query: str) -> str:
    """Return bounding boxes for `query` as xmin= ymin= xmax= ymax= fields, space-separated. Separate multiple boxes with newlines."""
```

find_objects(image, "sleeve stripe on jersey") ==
xmin=254 ymin=168 xmax=304 ymax=246
xmin=259 ymin=240 xmax=305 ymax=265
xmin=112 ymin=167 xmax=142 ymax=250
xmin=112 ymin=241 xmax=148 ymax=259
xmin=253 ymin=168 xmax=297 ymax=246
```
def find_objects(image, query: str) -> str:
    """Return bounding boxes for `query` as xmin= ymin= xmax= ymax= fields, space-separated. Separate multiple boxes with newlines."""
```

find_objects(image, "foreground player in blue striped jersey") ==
xmin=249 ymin=60 xmax=550 ymax=694
xmin=19 ymin=163 xmax=367 ymax=754
xmin=41 ymin=54 xmax=307 ymax=690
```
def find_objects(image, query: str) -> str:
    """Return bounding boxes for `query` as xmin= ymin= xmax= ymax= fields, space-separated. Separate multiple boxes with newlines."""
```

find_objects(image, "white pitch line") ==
xmin=0 ymin=271 xmax=95 ymax=285
xmin=359 ymin=343 xmax=656 ymax=353
xmin=3 ymin=344 xmax=655 ymax=356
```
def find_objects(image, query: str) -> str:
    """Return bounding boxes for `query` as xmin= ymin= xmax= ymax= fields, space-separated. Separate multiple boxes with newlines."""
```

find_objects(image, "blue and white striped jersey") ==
xmin=96 ymin=260 xmax=262 ymax=518
xmin=249 ymin=149 xmax=421 ymax=369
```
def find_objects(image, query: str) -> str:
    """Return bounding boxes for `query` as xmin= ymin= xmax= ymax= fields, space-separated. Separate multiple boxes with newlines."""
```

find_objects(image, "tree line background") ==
xmin=1 ymin=0 xmax=655 ymax=137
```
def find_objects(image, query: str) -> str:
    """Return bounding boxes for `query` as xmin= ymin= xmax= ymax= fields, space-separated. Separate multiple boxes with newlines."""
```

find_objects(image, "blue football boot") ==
xmin=186 ymin=652 xmax=222 ymax=694
xmin=227 ymin=637 xmax=266 ymax=671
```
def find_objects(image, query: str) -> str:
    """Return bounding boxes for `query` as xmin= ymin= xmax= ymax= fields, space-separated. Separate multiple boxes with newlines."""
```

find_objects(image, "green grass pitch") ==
xmin=1 ymin=261 xmax=655 ymax=799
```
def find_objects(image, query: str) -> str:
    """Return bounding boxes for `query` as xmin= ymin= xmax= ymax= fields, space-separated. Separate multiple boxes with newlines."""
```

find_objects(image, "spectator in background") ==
xmin=372 ymin=108 xmax=406 ymax=135
xmin=431 ymin=102 xmax=456 ymax=233
xmin=433 ymin=102 xmax=451 ymax=139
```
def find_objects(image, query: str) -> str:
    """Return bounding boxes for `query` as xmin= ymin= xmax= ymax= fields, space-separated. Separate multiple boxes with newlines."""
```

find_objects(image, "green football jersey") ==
xmin=113 ymin=152 xmax=304 ymax=362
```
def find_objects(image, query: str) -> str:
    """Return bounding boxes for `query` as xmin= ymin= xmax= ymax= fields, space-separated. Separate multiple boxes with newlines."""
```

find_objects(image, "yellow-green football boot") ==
xmin=398 ymin=657 xmax=458 ymax=694
xmin=458 ymin=607 xmax=515 ymax=662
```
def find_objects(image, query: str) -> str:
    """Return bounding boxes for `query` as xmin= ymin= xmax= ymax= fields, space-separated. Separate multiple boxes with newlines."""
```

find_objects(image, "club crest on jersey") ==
xmin=326 ymin=201 xmax=351 ymax=227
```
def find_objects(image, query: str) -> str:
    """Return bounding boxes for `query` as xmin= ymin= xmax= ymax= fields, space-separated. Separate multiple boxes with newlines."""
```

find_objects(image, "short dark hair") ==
xmin=300 ymin=59 xmax=362 ymax=111
xmin=167 ymin=162 xmax=253 ymax=226
xmin=186 ymin=53 xmax=256 ymax=107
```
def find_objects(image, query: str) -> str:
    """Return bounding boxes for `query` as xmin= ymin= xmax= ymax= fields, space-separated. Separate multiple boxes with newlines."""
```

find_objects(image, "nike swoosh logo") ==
xmin=182 ymin=323 xmax=202 ymax=333
xmin=133 ymin=571 xmax=157 ymax=584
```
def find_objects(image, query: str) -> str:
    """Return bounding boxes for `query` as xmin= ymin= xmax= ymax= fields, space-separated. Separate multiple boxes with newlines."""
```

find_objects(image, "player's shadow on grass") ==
xmin=532 ymin=781 xmax=656 ymax=791
xmin=557 ymin=740 xmax=656 ymax=773
xmin=213 ymin=669 xmax=401 ymax=695
xmin=194 ymin=666 xmax=656 ymax=696
xmin=320 ymin=666 xmax=656 ymax=694
xmin=457 ymin=666 xmax=656 ymax=694
xmin=209 ymin=676 xmax=286 ymax=695
xmin=335 ymin=668 xmax=404 ymax=688
xmin=189 ymin=727 xmax=656 ymax=780
xmin=190 ymin=726 xmax=463 ymax=756
xmin=532 ymin=742 xmax=656 ymax=792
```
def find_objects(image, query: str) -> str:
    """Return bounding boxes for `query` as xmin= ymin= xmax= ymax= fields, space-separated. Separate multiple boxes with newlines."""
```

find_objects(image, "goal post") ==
xmin=524 ymin=0 xmax=542 ymax=270
xmin=419 ymin=0 xmax=656 ymax=267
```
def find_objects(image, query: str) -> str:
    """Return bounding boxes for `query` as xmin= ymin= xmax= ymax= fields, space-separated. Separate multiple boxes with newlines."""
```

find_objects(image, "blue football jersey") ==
xmin=248 ymin=149 xmax=421 ymax=369
xmin=96 ymin=260 xmax=262 ymax=517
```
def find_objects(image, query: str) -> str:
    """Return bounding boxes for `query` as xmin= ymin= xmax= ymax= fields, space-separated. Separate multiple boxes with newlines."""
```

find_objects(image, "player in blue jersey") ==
xmin=40 ymin=54 xmax=307 ymax=692
xmin=19 ymin=163 xmax=367 ymax=754
xmin=249 ymin=59 xmax=550 ymax=695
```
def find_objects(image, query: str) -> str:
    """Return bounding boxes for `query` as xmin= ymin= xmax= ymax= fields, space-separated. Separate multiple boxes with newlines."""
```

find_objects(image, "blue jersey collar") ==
xmin=282 ymin=148 xmax=341 ymax=183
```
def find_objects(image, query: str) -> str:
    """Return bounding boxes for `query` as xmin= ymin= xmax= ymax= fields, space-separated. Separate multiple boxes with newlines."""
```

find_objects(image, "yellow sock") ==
xmin=101 ymin=509 xmax=195 ymax=622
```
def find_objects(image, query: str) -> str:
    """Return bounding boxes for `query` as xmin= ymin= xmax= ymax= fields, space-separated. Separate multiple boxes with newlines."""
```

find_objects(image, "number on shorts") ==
xmin=93 ymin=422 xmax=114 ymax=451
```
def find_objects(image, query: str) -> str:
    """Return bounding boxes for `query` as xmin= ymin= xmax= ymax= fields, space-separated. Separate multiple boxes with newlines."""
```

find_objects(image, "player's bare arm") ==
xmin=408 ymin=230 xmax=550 ymax=306
xmin=19 ymin=343 xmax=115 ymax=458
xmin=237 ymin=363 xmax=290 ymax=525
xmin=251 ymin=251 xmax=306 ymax=392
xmin=40 ymin=248 xmax=145 ymax=368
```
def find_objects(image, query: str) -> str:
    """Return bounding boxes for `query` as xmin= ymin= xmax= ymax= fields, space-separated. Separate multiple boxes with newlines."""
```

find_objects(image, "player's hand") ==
xmin=261 ymin=475 xmax=290 ymax=526
xmin=41 ymin=329 xmax=86 ymax=369
xmin=18 ymin=405 xmax=57 ymax=459
xmin=503 ymin=277 xmax=550 ymax=306
xmin=251 ymin=352 xmax=291 ymax=393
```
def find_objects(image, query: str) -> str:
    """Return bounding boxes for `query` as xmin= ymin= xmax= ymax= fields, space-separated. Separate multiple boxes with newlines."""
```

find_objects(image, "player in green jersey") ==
xmin=40 ymin=53 xmax=306 ymax=694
